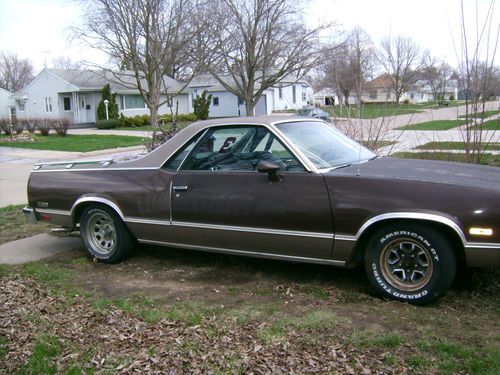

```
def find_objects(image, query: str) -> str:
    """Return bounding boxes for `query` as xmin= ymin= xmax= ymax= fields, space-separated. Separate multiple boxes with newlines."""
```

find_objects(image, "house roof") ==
xmin=11 ymin=69 xmax=186 ymax=97
xmin=365 ymin=74 xmax=393 ymax=90
xmin=189 ymin=72 xmax=310 ymax=91
xmin=0 ymin=87 xmax=13 ymax=95
xmin=48 ymin=69 xmax=185 ymax=93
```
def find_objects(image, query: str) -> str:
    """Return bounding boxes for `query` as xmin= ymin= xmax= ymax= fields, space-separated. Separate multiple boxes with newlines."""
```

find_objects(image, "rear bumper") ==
xmin=22 ymin=207 xmax=38 ymax=224
xmin=465 ymin=243 xmax=500 ymax=268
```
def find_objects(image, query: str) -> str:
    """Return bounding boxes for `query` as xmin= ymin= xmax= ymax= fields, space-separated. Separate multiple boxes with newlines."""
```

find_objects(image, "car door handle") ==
xmin=173 ymin=185 xmax=188 ymax=192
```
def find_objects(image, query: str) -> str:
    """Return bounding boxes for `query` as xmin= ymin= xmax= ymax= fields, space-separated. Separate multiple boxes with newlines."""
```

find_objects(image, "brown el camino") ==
xmin=24 ymin=117 xmax=500 ymax=304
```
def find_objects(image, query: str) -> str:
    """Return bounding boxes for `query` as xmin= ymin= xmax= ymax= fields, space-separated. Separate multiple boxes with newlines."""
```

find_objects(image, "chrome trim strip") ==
xmin=32 ymin=167 xmax=157 ymax=173
xmin=36 ymin=208 xmax=71 ymax=216
xmin=464 ymin=242 xmax=500 ymax=249
xmin=70 ymin=197 xmax=126 ymax=220
xmin=137 ymin=238 xmax=346 ymax=266
xmin=34 ymin=158 xmax=114 ymax=167
xmin=125 ymin=217 xmax=171 ymax=226
xmin=334 ymin=234 xmax=357 ymax=241
xmin=169 ymin=180 xmax=173 ymax=223
xmin=171 ymin=220 xmax=333 ymax=239
xmin=355 ymin=212 xmax=467 ymax=246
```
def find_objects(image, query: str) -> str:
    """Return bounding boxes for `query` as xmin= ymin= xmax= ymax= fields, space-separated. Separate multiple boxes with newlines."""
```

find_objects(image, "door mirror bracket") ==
xmin=257 ymin=160 xmax=281 ymax=182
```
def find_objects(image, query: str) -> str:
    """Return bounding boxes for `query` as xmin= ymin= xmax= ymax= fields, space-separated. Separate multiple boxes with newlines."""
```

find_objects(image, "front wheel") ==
xmin=80 ymin=205 xmax=135 ymax=263
xmin=365 ymin=224 xmax=456 ymax=304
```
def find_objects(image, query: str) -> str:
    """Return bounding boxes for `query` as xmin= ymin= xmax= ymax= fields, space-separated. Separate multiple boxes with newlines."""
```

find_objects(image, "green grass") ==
xmin=350 ymin=330 xmax=403 ymax=348
xmin=458 ymin=110 xmax=500 ymax=119
xmin=417 ymin=339 xmax=500 ymax=375
xmin=18 ymin=335 xmax=60 ymax=374
xmin=393 ymin=152 xmax=500 ymax=167
xmin=326 ymin=103 xmax=425 ymax=119
xmin=0 ymin=134 xmax=146 ymax=152
xmin=481 ymin=119 xmax=500 ymax=130
xmin=416 ymin=142 xmax=500 ymax=151
xmin=396 ymin=120 xmax=465 ymax=130
xmin=359 ymin=140 xmax=396 ymax=150
xmin=0 ymin=204 xmax=50 ymax=244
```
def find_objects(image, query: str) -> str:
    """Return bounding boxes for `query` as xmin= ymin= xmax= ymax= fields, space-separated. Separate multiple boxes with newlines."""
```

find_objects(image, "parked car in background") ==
xmin=296 ymin=107 xmax=330 ymax=121
xmin=24 ymin=117 xmax=500 ymax=304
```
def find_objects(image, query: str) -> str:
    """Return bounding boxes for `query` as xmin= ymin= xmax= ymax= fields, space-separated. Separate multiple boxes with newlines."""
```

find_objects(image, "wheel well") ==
xmin=73 ymin=201 xmax=121 ymax=227
xmin=349 ymin=219 xmax=466 ymax=269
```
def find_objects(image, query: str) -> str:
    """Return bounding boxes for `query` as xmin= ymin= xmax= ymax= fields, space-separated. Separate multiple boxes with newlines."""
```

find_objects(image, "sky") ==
xmin=0 ymin=0 xmax=498 ymax=73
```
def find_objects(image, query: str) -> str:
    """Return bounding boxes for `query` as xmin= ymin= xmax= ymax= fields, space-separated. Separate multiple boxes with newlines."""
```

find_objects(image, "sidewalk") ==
xmin=0 ymin=233 xmax=81 ymax=264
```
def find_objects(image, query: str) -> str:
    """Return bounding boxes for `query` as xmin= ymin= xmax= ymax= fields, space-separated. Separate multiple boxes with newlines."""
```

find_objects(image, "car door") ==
xmin=168 ymin=125 xmax=334 ymax=260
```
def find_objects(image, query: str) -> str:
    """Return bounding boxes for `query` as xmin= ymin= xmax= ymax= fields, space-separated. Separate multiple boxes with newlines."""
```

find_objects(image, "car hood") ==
xmin=327 ymin=157 xmax=500 ymax=192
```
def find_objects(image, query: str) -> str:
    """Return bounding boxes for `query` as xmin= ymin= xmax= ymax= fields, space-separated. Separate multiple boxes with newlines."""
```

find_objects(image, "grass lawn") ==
xmin=114 ymin=121 xmax=194 ymax=132
xmin=0 ymin=205 xmax=51 ymax=244
xmin=416 ymin=142 xmax=500 ymax=151
xmin=393 ymin=151 xmax=500 ymax=167
xmin=326 ymin=103 xmax=425 ymax=119
xmin=359 ymin=140 xmax=397 ymax=150
xmin=0 ymin=134 xmax=146 ymax=152
xmin=480 ymin=119 xmax=500 ymax=130
xmin=458 ymin=110 xmax=500 ymax=119
xmin=396 ymin=120 xmax=466 ymax=131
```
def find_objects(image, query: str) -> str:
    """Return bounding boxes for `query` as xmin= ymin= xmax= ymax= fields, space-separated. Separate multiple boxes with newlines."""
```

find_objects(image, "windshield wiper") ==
xmin=331 ymin=162 xmax=353 ymax=170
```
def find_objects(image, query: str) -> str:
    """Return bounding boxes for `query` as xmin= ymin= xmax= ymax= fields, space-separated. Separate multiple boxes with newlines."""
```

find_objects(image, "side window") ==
xmin=181 ymin=126 xmax=305 ymax=172
xmin=163 ymin=132 xmax=202 ymax=170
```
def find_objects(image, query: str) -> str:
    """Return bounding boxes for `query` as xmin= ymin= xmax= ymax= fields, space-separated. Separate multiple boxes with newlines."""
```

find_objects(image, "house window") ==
xmin=302 ymin=92 xmax=306 ymax=102
xmin=63 ymin=97 xmax=72 ymax=111
xmin=213 ymin=97 xmax=219 ymax=106
xmin=369 ymin=90 xmax=377 ymax=99
xmin=279 ymin=87 xmax=283 ymax=100
xmin=292 ymin=86 xmax=296 ymax=103
xmin=238 ymin=97 xmax=244 ymax=105
xmin=18 ymin=100 xmax=25 ymax=111
xmin=45 ymin=97 xmax=52 ymax=113
xmin=123 ymin=95 xmax=146 ymax=109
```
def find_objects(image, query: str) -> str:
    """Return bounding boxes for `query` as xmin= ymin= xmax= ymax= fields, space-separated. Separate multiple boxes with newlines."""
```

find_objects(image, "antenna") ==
xmin=37 ymin=50 xmax=50 ymax=69
xmin=356 ymin=141 xmax=362 ymax=176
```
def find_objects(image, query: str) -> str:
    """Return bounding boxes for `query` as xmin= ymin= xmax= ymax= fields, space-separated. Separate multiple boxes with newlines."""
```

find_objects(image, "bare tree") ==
xmin=0 ymin=52 xmax=35 ymax=92
xmin=320 ymin=27 xmax=375 ymax=107
xmin=51 ymin=56 xmax=83 ymax=69
xmin=74 ymin=0 xmax=198 ymax=146
xmin=421 ymin=50 xmax=453 ymax=101
xmin=195 ymin=0 xmax=329 ymax=115
xmin=378 ymin=35 xmax=421 ymax=103
xmin=455 ymin=0 xmax=499 ymax=163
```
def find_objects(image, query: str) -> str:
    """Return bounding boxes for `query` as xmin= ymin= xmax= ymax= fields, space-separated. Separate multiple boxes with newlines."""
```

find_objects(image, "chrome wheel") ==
xmin=85 ymin=211 xmax=117 ymax=256
xmin=380 ymin=239 xmax=433 ymax=292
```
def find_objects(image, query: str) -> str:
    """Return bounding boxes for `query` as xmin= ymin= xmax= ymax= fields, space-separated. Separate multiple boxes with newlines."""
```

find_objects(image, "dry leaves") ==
xmin=1 ymin=275 xmax=415 ymax=374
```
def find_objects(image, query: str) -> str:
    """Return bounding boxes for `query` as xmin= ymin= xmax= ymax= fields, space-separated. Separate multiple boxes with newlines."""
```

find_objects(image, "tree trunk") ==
xmin=150 ymin=105 xmax=159 ymax=130
xmin=245 ymin=101 xmax=255 ymax=116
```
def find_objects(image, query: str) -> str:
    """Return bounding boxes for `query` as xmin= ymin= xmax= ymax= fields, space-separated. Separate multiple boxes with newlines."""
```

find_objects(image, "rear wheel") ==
xmin=80 ymin=205 xmax=135 ymax=263
xmin=365 ymin=224 xmax=456 ymax=304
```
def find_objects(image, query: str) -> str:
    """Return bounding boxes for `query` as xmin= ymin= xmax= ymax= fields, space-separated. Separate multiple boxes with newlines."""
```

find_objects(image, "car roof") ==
xmin=119 ymin=116 xmax=323 ymax=169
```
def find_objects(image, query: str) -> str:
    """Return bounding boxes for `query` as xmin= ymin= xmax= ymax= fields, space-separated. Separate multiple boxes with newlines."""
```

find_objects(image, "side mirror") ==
xmin=257 ymin=160 xmax=281 ymax=182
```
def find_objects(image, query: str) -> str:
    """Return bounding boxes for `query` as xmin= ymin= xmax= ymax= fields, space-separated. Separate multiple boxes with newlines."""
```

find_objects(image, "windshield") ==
xmin=276 ymin=121 xmax=376 ymax=170
xmin=297 ymin=109 xmax=313 ymax=116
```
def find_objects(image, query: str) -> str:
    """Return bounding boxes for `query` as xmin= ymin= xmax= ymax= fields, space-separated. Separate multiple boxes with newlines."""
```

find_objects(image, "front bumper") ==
xmin=22 ymin=207 xmax=38 ymax=224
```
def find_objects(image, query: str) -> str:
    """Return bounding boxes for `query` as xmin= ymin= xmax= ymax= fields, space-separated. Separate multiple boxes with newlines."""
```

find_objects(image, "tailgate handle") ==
xmin=173 ymin=185 xmax=188 ymax=192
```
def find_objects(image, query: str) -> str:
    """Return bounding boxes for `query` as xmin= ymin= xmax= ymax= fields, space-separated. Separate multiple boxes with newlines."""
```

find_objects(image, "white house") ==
xmin=188 ymin=73 xmax=313 ymax=117
xmin=11 ymin=69 xmax=190 ymax=124
xmin=0 ymin=87 xmax=15 ymax=120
